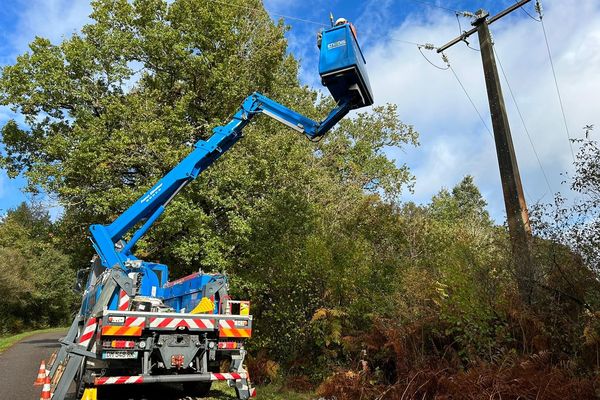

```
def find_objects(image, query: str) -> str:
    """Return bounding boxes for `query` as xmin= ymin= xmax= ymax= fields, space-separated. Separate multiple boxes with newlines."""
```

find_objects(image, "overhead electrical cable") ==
xmin=534 ymin=0 xmax=575 ymax=162
xmin=446 ymin=61 xmax=494 ymax=140
xmin=494 ymin=45 xmax=554 ymax=196
xmin=389 ymin=38 xmax=428 ymax=46
xmin=205 ymin=0 xmax=327 ymax=26
xmin=515 ymin=0 xmax=542 ymax=21
xmin=407 ymin=0 xmax=460 ymax=13
xmin=418 ymin=45 xmax=449 ymax=70
xmin=412 ymin=44 xmax=493 ymax=139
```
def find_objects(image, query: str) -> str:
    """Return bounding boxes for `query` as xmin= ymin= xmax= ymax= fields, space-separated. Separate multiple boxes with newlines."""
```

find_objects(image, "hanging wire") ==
xmin=407 ymin=0 xmax=461 ymax=13
xmin=515 ymin=0 xmax=542 ymax=22
xmin=455 ymin=12 xmax=480 ymax=51
xmin=444 ymin=56 xmax=494 ymax=139
xmin=389 ymin=38 xmax=428 ymax=46
xmin=418 ymin=45 xmax=449 ymax=70
xmin=465 ymin=42 xmax=480 ymax=52
xmin=455 ymin=12 xmax=463 ymax=35
xmin=206 ymin=0 xmax=327 ymax=26
xmin=535 ymin=0 xmax=575 ymax=162
xmin=394 ymin=41 xmax=493 ymax=140
xmin=494 ymin=45 xmax=554 ymax=196
xmin=417 ymin=45 xmax=493 ymax=138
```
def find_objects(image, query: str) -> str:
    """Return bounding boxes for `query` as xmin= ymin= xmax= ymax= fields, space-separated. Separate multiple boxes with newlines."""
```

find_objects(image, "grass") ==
xmin=0 ymin=327 xmax=67 ymax=354
xmin=203 ymin=381 xmax=315 ymax=400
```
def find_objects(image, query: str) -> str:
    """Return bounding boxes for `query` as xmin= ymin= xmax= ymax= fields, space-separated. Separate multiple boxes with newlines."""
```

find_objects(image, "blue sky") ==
xmin=1 ymin=0 xmax=599 ymax=222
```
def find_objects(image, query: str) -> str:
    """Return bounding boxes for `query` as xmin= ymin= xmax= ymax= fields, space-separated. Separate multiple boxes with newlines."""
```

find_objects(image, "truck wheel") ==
xmin=183 ymin=381 xmax=212 ymax=397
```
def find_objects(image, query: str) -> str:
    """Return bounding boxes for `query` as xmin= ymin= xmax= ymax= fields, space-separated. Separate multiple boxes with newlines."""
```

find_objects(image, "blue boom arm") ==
xmin=90 ymin=92 xmax=353 ymax=270
xmin=90 ymin=20 xmax=373 ymax=274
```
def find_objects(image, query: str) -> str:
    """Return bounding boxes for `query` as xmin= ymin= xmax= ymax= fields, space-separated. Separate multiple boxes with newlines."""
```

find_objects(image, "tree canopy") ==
xmin=2 ymin=1 xmax=599 ymax=398
xmin=0 ymin=0 xmax=417 ymax=273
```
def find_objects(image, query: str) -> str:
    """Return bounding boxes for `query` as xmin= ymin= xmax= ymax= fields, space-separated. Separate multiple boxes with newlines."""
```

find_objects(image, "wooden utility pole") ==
xmin=437 ymin=0 xmax=534 ymax=302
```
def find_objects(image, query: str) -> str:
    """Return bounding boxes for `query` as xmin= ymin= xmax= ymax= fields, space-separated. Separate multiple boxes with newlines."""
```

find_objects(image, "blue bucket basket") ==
xmin=319 ymin=23 xmax=374 ymax=109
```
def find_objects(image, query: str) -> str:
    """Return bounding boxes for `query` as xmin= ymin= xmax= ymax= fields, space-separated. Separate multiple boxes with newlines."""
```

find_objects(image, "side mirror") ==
xmin=73 ymin=268 xmax=90 ymax=293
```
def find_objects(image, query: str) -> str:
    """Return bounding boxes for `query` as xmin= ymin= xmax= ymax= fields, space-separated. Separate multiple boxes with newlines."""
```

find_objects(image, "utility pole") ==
xmin=437 ymin=0 xmax=534 ymax=303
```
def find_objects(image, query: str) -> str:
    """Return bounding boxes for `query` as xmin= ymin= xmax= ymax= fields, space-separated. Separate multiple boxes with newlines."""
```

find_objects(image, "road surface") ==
xmin=0 ymin=331 xmax=67 ymax=400
xmin=0 ymin=331 xmax=237 ymax=400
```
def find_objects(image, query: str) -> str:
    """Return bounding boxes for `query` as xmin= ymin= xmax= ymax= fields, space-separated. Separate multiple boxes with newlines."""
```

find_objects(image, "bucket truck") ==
xmin=43 ymin=18 xmax=373 ymax=400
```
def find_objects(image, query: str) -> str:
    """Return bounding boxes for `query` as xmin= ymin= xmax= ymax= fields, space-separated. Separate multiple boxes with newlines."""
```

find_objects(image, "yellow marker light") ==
xmin=240 ymin=301 xmax=250 ymax=316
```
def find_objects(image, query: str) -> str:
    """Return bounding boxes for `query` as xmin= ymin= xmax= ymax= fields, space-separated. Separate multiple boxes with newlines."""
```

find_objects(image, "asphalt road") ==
xmin=0 ymin=331 xmax=67 ymax=400
xmin=0 ymin=331 xmax=236 ymax=400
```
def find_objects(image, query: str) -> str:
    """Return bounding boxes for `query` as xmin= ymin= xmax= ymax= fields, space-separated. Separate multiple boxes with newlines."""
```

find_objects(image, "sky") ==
xmin=0 ymin=0 xmax=598 ymax=222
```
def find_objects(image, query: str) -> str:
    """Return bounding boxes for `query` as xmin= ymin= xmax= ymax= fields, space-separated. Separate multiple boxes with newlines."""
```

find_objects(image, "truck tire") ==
xmin=183 ymin=381 xmax=212 ymax=397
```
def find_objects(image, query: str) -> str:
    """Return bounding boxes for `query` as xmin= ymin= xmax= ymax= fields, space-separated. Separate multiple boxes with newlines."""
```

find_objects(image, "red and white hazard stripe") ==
xmin=79 ymin=317 xmax=97 ymax=348
xmin=95 ymin=376 xmax=144 ymax=385
xmin=118 ymin=289 xmax=130 ymax=311
xmin=124 ymin=317 xmax=145 ymax=327
xmin=93 ymin=373 xmax=247 ymax=385
xmin=148 ymin=317 xmax=214 ymax=330
xmin=210 ymin=372 xmax=246 ymax=381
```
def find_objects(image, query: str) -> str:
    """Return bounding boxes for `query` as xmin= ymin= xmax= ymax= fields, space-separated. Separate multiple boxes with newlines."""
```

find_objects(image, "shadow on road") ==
xmin=21 ymin=339 xmax=62 ymax=349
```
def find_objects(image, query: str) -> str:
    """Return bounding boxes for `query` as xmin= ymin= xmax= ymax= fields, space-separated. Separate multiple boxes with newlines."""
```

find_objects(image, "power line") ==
xmin=535 ymin=1 xmax=575 ymax=162
xmin=518 ymin=4 xmax=541 ymax=21
xmin=205 ymin=0 xmax=327 ymax=26
xmin=493 ymin=45 xmax=554 ymax=196
xmin=446 ymin=61 xmax=494 ymax=139
xmin=407 ymin=0 xmax=460 ymax=13
xmin=388 ymin=38 xmax=428 ymax=46
xmin=418 ymin=45 xmax=449 ymax=70
xmin=392 ymin=41 xmax=492 ymax=137
xmin=454 ymin=13 xmax=482 ymax=52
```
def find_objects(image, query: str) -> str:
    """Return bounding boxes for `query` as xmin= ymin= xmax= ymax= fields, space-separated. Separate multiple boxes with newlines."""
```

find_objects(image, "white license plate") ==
xmin=102 ymin=351 xmax=137 ymax=359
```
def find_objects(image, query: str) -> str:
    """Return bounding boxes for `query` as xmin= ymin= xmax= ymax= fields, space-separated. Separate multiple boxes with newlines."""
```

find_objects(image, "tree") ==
xmin=0 ymin=0 xmax=416 ymax=275
xmin=0 ymin=203 xmax=74 ymax=333
xmin=0 ymin=0 xmax=418 ymax=363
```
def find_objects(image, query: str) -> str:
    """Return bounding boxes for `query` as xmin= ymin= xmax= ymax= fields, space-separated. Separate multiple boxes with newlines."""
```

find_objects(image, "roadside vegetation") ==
xmin=0 ymin=0 xmax=598 ymax=398
xmin=0 ymin=327 xmax=67 ymax=353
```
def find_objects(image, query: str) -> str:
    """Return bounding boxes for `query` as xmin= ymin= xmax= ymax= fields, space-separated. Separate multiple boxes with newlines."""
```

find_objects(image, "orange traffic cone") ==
xmin=33 ymin=360 xmax=47 ymax=386
xmin=39 ymin=373 xmax=52 ymax=400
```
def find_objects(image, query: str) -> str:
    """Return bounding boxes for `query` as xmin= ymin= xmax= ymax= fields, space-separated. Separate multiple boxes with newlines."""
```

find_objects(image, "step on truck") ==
xmin=43 ymin=16 xmax=373 ymax=400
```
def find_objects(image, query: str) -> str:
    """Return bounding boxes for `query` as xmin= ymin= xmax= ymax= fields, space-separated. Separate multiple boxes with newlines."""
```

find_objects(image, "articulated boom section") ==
xmin=44 ymin=18 xmax=373 ymax=400
xmin=89 ymin=92 xmax=355 ymax=278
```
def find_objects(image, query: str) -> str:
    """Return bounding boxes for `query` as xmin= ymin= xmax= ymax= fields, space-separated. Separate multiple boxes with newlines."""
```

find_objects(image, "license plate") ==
xmin=102 ymin=351 xmax=137 ymax=359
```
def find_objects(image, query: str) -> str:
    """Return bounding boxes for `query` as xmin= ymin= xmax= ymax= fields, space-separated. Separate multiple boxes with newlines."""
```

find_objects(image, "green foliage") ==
xmin=0 ymin=0 xmax=417 ymax=368
xmin=0 ymin=203 xmax=75 ymax=334
xmin=3 ymin=1 xmax=599 ymax=393
xmin=387 ymin=176 xmax=513 ymax=361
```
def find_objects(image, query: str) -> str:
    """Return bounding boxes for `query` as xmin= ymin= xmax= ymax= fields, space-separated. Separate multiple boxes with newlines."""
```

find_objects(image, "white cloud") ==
xmin=361 ymin=0 xmax=600 ymax=220
xmin=9 ymin=0 xmax=91 ymax=56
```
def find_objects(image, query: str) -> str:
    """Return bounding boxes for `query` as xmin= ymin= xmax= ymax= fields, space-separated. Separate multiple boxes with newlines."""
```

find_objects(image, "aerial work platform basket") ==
xmin=319 ymin=22 xmax=374 ymax=109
